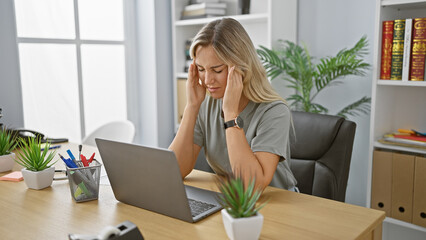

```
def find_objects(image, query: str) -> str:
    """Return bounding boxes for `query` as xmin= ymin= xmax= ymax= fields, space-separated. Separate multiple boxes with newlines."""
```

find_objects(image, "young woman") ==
xmin=169 ymin=18 xmax=297 ymax=190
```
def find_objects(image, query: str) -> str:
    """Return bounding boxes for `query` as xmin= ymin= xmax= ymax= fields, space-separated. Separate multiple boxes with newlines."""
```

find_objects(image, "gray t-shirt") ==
xmin=193 ymin=96 xmax=297 ymax=189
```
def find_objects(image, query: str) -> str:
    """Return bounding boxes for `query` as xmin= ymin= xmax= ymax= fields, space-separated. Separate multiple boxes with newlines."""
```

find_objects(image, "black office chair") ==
xmin=289 ymin=111 xmax=356 ymax=202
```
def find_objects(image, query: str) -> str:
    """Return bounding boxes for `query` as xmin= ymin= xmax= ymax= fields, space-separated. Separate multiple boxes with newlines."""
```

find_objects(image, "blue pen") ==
xmin=65 ymin=158 xmax=79 ymax=168
xmin=67 ymin=149 xmax=76 ymax=161
xmin=67 ymin=149 xmax=81 ymax=167
xmin=41 ymin=145 xmax=61 ymax=151
xmin=58 ymin=154 xmax=78 ymax=168
xmin=58 ymin=153 xmax=67 ymax=162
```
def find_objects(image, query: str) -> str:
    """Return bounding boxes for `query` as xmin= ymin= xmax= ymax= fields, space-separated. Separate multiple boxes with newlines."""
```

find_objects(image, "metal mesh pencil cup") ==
xmin=66 ymin=160 xmax=102 ymax=202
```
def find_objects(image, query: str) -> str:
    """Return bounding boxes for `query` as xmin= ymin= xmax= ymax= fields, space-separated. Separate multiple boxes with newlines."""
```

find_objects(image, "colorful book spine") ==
xmin=402 ymin=19 xmax=413 ymax=82
xmin=390 ymin=19 xmax=406 ymax=80
xmin=409 ymin=17 xmax=426 ymax=81
xmin=380 ymin=21 xmax=394 ymax=80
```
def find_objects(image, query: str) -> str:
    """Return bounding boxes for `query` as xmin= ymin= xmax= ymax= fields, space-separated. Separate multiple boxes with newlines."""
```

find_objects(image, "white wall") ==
xmin=0 ymin=0 xmax=24 ymax=128
xmin=298 ymin=0 xmax=376 ymax=206
xmin=135 ymin=0 xmax=174 ymax=148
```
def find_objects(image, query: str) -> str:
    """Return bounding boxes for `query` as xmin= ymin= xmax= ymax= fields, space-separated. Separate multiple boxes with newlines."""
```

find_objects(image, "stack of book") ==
xmin=181 ymin=1 xmax=227 ymax=20
xmin=379 ymin=17 xmax=426 ymax=81
xmin=379 ymin=129 xmax=426 ymax=149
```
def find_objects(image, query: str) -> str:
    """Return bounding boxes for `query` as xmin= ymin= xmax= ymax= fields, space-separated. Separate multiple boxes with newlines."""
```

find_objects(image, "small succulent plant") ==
xmin=0 ymin=128 xmax=17 ymax=156
xmin=15 ymin=137 xmax=57 ymax=172
xmin=216 ymin=173 xmax=267 ymax=218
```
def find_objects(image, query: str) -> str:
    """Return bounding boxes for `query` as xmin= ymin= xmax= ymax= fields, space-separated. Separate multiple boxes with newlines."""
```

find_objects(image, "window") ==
xmin=14 ymin=0 xmax=133 ymax=143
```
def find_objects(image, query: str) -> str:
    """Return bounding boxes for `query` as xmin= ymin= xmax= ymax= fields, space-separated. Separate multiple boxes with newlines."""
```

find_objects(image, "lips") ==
xmin=208 ymin=87 xmax=219 ymax=93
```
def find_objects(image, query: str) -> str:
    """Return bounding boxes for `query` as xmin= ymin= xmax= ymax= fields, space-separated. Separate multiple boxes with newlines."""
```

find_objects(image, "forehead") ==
xmin=195 ymin=45 xmax=224 ymax=67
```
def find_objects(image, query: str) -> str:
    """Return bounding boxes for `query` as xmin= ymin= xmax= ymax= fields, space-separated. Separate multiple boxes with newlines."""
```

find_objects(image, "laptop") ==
xmin=95 ymin=138 xmax=222 ymax=223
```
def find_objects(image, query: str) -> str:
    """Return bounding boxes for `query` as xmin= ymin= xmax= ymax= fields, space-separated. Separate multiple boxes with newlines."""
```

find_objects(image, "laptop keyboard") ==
xmin=188 ymin=199 xmax=216 ymax=217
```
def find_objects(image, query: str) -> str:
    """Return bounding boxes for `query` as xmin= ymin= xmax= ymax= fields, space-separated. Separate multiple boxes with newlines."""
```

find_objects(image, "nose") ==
xmin=204 ymin=71 xmax=214 ymax=86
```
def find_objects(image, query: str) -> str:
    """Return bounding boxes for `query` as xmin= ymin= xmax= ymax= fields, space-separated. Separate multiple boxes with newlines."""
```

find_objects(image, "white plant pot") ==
xmin=21 ymin=167 xmax=55 ymax=190
xmin=221 ymin=209 xmax=264 ymax=240
xmin=0 ymin=152 xmax=15 ymax=172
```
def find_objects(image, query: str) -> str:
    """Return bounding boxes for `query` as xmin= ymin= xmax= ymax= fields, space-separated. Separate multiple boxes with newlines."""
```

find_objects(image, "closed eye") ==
xmin=214 ymin=70 xmax=223 ymax=73
xmin=198 ymin=68 xmax=205 ymax=72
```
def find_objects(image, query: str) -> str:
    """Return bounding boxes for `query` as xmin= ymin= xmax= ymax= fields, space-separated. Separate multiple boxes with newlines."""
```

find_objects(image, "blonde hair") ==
xmin=190 ymin=18 xmax=285 ymax=103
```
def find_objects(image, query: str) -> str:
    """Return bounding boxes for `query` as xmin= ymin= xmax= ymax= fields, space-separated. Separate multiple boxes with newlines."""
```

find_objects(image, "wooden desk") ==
xmin=0 ymin=143 xmax=385 ymax=239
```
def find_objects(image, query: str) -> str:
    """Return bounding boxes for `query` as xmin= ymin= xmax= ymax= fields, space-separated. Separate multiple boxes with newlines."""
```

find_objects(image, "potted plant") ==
xmin=257 ymin=36 xmax=371 ymax=119
xmin=15 ymin=137 xmax=57 ymax=190
xmin=0 ymin=128 xmax=18 ymax=172
xmin=217 ymin=173 xmax=267 ymax=240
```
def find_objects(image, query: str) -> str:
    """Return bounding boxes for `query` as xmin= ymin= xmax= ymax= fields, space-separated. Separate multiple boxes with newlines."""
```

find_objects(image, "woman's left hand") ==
xmin=222 ymin=66 xmax=243 ymax=121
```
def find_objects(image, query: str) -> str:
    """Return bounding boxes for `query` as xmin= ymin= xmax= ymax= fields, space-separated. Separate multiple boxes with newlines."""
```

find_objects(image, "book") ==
xmin=378 ymin=139 xmax=426 ymax=150
xmin=181 ymin=14 xmax=223 ymax=20
xmin=401 ymin=18 xmax=413 ymax=82
xmin=184 ymin=2 xmax=227 ymax=11
xmin=380 ymin=20 xmax=394 ymax=80
xmin=409 ymin=17 xmax=426 ymax=81
xmin=393 ymin=134 xmax=426 ymax=142
xmin=381 ymin=134 xmax=426 ymax=148
xmin=390 ymin=19 xmax=406 ymax=80
xmin=191 ymin=0 xmax=220 ymax=3
xmin=182 ymin=8 xmax=226 ymax=17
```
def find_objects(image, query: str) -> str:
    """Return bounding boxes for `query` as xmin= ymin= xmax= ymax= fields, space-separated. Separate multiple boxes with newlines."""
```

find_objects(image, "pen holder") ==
xmin=66 ymin=160 xmax=102 ymax=202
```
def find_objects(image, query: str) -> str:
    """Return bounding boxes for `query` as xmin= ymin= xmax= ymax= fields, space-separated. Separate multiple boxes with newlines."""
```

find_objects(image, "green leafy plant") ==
xmin=216 ymin=173 xmax=266 ymax=218
xmin=15 ymin=137 xmax=57 ymax=172
xmin=0 ymin=128 xmax=17 ymax=156
xmin=257 ymin=36 xmax=371 ymax=119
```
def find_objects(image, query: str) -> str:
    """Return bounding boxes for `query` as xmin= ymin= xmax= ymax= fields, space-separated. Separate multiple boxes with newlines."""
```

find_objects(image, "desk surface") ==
xmin=0 ymin=143 xmax=385 ymax=239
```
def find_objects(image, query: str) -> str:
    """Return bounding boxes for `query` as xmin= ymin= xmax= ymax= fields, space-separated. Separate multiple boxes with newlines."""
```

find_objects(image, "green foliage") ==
xmin=0 ymin=128 xmax=17 ymax=156
xmin=216 ymin=173 xmax=266 ymax=218
xmin=257 ymin=36 xmax=371 ymax=119
xmin=15 ymin=137 xmax=57 ymax=172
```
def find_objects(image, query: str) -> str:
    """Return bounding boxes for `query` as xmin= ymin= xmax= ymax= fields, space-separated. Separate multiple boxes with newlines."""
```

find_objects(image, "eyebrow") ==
xmin=195 ymin=63 xmax=225 ymax=69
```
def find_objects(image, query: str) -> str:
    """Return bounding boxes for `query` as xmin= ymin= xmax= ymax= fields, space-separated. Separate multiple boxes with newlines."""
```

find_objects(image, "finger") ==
xmin=188 ymin=64 xmax=199 ymax=86
xmin=227 ymin=66 xmax=235 ymax=86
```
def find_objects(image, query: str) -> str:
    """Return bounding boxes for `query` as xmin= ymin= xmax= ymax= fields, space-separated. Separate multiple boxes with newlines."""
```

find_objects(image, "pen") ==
xmin=58 ymin=153 xmax=66 ymax=162
xmin=88 ymin=153 xmax=95 ymax=163
xmin=58 ymin=154 xmax=78 ymax=168
xmin=80 ymin=154 xmax=89 ymax=167
xmin=67 ymin=149 xmax=81 ymax=167
xmin=67 ymin=149 xmax=76 ymax=161
xmin=78 ymin=145 xmax=82 ymax=160
xmin=41 ymin=145 xmax=61 ymax=151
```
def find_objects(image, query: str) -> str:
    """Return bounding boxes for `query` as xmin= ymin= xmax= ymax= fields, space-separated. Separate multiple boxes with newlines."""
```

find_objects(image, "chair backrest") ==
xmin=289 ymin=111 xmax=356 ymax=202
xmin=82 ymin=120 xmax=135 ymax=147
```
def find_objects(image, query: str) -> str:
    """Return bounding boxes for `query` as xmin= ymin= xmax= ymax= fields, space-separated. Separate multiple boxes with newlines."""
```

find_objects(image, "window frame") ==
xmin=13 ymin=0 xmax=138 ymax=141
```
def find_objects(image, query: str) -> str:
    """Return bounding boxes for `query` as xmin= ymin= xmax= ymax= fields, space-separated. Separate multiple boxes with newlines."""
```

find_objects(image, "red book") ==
xmin=380 ymin=21 xmax=394 ymax=80
xmin=409 ymin=18 xmax=426 ymax=81
xmin=394 ymin=134 xmax=426 ymax=142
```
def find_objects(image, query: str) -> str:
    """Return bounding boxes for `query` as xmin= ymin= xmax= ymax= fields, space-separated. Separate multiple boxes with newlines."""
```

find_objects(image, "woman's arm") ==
xmin=169 ymin=63 xmax=205 ymax=178
xmin=222 ymin=66 xmax=279 ymax=189
xmin=225 ymin=124 xmax=280 ymax=190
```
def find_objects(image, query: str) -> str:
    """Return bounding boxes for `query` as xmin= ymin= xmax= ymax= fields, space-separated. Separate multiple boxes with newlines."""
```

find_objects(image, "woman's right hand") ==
xmin=186 ymin=61 xmax=206 ymax=108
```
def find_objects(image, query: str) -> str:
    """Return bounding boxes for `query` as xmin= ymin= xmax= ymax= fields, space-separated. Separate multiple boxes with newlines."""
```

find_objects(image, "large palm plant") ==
xmin=257 ymin=36 xmax=371 ymax=119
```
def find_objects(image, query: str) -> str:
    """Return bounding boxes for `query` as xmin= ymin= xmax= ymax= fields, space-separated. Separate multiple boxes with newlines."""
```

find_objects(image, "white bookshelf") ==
xmin=367 ymin=0 xmax=426 ymax=238
xmin=171 ymin=0 xmax=298 ymax=131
